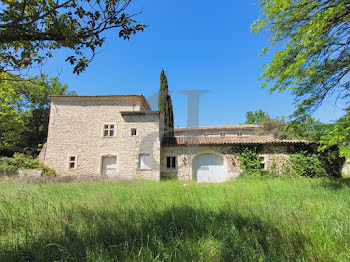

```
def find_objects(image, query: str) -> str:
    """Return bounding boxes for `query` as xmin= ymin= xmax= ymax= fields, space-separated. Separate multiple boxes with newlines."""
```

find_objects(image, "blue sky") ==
xmin=38 ymin=0 xmax=345 ymax=127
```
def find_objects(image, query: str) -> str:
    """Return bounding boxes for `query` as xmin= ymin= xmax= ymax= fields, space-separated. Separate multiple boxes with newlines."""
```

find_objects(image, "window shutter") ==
xmin=172 ymin=157 xmax=176 ymax=168
xmin=167 ymin=157 xmax=171 ymax=168
xmin=139 ymin=154 xmax=150 ymax=169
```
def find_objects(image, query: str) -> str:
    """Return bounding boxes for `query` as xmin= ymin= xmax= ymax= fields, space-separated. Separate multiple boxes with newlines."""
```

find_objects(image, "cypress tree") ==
xmin=167 ymin=95 xmax=174 ymax=136
xmin=158 ymin=69 xmax=174 ymax=137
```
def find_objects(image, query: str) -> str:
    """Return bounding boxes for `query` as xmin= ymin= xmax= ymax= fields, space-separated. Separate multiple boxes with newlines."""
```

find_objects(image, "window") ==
xmin=260 ymin=156 xmax=265 ymax=169
xmin=237 ymin=131 xmax=243 ymax=136
xmin=68 ymin=156 xmax=77 ymax=170
xmin=220 ymin=133 xmax=226 ymax=137
xmin=103 ymin=124 xmax=115 ymax=137
xmin=139 ymin=154 xmax=151 ymax=169
xmin=131 ymin=129 xmax=137 ymax=136
xmin=166 ymin=156 xmax=176 ymax=169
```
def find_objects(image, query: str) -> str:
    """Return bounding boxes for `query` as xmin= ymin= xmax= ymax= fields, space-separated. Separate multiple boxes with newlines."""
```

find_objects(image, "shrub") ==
xmin=285 ymin=152 xmax=327 ymax=178
xmin=42 ymin=167 xmax=56 ymax=177
xmin=318 ymin=146 xmax=342 ymax=178
xmin=0 ymin=153 xmax=44 ymax=176
xmin=237 ymin=147 xmax=265 ymax=176
xmin=0 ymin=158 xmax=18 ymax=176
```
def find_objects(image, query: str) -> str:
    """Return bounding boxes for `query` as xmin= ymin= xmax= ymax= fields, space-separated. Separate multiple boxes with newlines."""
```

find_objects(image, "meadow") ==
xmin=0 ymin=177 xmax=349 ymax=261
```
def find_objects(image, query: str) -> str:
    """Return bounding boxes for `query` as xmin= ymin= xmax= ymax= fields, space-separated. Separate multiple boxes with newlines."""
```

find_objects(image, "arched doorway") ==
xmin=194 ymin=153 xmax=226 ymax=183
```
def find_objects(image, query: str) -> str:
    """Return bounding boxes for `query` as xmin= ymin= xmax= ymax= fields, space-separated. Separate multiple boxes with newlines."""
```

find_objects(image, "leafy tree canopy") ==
xmin=285 ymin=115 xmax=329 ymax=142
xmin=0 ymin=0 xmax=146 ymax=75
xmin=0 ymin=79 xmax=23 ymax=153
xmin=245 ymin=111 xmax=328 ymax=142
xmin=0 ymin=74 xmax=75 ymax=156
xmin=319 ymin=109 xmax=350 ymax=157
xmin=252 ymin=0 xmax=350 ymax=115
xmin=252 ymin=0 xmax=350 ymax=156
xmin=245 ymin=110 xmax=269 ymax=124
xmin=255 ymin=117 xmax=293 ymax=140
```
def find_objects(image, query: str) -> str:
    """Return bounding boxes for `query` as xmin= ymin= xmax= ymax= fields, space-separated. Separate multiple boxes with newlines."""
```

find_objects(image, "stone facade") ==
xmin=43 ymin=96 xmax=162 ymax=180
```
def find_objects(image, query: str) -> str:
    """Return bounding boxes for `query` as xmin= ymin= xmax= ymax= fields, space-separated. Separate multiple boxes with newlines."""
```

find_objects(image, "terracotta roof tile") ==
xmin=162 ymin=135 xmax=312 ymax=146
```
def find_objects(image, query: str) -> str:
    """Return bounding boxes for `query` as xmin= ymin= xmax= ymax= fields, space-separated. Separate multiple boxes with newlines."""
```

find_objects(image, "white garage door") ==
xmin=102 ymin=156 xmax=117 ymax=177
xmin=194 ymin=154 xmax=226 ymax=183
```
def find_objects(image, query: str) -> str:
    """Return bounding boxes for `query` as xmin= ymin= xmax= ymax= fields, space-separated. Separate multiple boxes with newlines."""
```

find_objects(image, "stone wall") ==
xmin=343 ymin=158 xmax=350 ymax=176
xmin=44 ymin=100 xmax=161 ymax=180
xmin=161 ymin=144 xmax=290 ymax=181
xmin=18 ymin=169 xmax=43 ymax=177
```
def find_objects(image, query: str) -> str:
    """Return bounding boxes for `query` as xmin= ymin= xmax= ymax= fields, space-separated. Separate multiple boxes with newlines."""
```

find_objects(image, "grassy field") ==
xmin=0 ymin=177 xmax=349 ymax=261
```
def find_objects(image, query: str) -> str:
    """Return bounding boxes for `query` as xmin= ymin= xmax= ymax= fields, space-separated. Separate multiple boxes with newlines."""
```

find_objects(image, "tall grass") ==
xmin=0 ymin=177 xmax=349 ymax=261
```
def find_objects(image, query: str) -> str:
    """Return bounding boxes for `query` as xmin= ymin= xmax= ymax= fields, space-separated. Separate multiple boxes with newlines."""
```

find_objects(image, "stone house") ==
xmin=40 ymin=94 xmax=314 ymax=182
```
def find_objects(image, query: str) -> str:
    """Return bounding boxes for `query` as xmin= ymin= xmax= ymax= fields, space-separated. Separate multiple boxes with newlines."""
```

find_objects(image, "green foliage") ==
xmin=317 ymin=147 xmax=343 ymax=178
xmin=0 ymin=73 xmax=75 ymax=156
xmin=244 ymin=111 xmax=329 ymax=142
xmin=0 ymin=158 xmax=17 ymax=176
xmin=237 ymin=147 xmax=264 ymax=176
xmin=285 ymin=115 xmax=328 ymax=142
xmin=1 ymin=178 xmax=350 ymax=261
xmin=256 ymin=117 xmax=293 ymax=140
xmin=236 ymin=145 xmax=341 ymax=178
xmin=0 ymin=153 xmax=43 ymax=176
xmin=0 ymin=78 xmax=25 ymax=153
xmin=245 ymin=110 xmax=269 ymax=124
xmin=158 ymin=69 xmax=174 ymax=137
xmin=319 ymin=108 xmax=350 ymax=157
xmin=285 ymin=152 xmax=327 ymax=178
xmin=0 ymin=0 xmax=146 ymax=75
xmin=252 ymin=0 xmax=350 ymax=156
xmin=252 ymin=0 xmax=350 ymax=115
xmin=42 ymin=167 xmax=56 ymax=177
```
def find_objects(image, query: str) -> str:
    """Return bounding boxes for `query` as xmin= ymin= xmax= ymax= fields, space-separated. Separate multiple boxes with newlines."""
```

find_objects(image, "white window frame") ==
xmin=237 ymin=131 xmax=243 ymax=136
xmin=166 ymin=156 xmax=177 ymax=169
xmin=139 ymin=154 xmax=151 ymax=170
xmin=68 ymin=155 xmax=77 ymax=170
xmin=103 ymin=124 xmax=116 ymax=137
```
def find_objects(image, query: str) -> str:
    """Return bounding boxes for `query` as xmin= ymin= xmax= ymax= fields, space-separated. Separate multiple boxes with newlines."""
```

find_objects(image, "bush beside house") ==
xmin=237 ymin=146 xmax=343 ymax=178
xmin=0 ymin=153 xmax=55 ymax=177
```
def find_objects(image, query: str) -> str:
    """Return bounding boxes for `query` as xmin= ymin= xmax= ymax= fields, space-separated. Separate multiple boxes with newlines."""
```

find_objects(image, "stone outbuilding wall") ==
xmin=161 ymin=144 xmax=291 ymax=181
